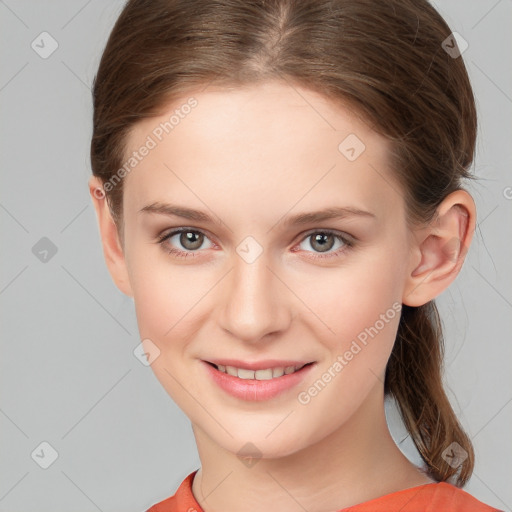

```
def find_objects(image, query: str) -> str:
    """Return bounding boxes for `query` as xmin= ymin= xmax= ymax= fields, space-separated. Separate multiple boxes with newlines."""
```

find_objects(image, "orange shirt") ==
xmin=147 ymin=471 xmax=502 ymax=512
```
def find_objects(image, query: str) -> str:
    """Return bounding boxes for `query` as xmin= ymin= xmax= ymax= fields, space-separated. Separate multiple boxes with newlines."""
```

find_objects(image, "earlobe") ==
xmin=88 ymin=176 xmax=134 ymax=297
xmin=403 ymin=190 xmax=476 ymax=307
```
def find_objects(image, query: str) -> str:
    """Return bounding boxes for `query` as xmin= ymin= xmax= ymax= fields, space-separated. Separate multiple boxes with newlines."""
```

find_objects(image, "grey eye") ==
xmin=298 ymin=232 xmax=347 ymax=254
xmin=167 ymin=230 xmax=212 ymax=251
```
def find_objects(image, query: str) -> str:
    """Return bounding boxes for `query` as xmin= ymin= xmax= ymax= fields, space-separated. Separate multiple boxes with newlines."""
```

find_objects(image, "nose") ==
xmin=217 ymin=249 xmax=294 ymax=343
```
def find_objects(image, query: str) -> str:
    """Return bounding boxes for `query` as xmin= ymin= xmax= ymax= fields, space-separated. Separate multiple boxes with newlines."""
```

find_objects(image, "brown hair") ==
xmin=91 ymin=0 xmax=477 ymax=485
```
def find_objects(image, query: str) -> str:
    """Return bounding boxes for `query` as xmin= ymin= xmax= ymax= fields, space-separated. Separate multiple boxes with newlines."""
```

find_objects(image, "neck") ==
xmin=191 ymin=384 xmax=433 ymax=512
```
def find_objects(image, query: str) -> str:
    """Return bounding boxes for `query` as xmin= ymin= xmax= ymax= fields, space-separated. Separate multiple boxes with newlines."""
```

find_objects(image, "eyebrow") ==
xmin=139 ymin=202 xmax=376 ymax=228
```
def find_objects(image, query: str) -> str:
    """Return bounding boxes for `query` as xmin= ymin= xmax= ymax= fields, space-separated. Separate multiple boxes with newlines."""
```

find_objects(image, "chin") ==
xmin=203 ymin=418 xmax=325 ymax=462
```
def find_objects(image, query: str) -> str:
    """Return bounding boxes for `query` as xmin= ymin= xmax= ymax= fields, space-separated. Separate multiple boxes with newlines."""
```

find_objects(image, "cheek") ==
xmin=295 ymin=251 xmax=406 ymax=346
xmin=128 ymin=249 xmax=213 ymax=347
xmin=128 ymin=258 xmax=212 ymax=408
xmin=292 ymin=249 xmax=406 ymax=408
xmin=131 ymin=270 xmax=175 ymax=341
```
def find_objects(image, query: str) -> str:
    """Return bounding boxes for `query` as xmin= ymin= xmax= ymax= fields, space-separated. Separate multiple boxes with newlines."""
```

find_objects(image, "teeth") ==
xmin=215 ymin=364 xmax=306 ymax=379
xmin=226 ymin=366 xmax=238 ymax=377
xmin=272 ymin=367 xmax=284 ymax=378
xmin=238 ymin=368 xmax=255 ymax=379
xmin=255 ymin=369 xmax=273 ymax=380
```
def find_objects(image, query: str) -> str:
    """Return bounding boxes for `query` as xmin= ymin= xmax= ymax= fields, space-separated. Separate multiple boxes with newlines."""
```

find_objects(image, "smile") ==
xmin=210 ymin=362 xmax=309 ymax=380
xmin=202 ymin=360 xmax=316 ymax=401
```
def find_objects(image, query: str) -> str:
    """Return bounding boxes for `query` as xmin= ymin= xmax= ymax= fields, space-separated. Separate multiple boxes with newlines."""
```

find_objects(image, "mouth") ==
xmin=205 ymin=361 xmax=314 ymax=380
xmin=202 ymin=359 xmax=316 ymax=401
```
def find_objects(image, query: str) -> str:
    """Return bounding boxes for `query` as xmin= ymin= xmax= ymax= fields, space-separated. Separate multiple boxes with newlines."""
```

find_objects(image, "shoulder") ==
xmin=420 ymin=482 xmax=502 ymax=512
xmin=146 ymin=471 xmax=201 ymax=512
xmin=346 ymin=482 xmax=502 ymax=512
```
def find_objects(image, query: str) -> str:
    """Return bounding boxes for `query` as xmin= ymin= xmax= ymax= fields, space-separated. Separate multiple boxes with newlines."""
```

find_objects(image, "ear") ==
xmin=88 ymin=176 xmax=133 ymax=297
xmin=402 ymin=189 xmax=476 ymax=307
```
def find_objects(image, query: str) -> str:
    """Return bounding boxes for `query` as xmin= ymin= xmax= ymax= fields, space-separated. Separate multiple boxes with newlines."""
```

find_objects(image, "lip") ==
xmin=206 ymin=358 xmax=312 ymax=371
xmin=201 ymin=360 xmax=316 ymax=401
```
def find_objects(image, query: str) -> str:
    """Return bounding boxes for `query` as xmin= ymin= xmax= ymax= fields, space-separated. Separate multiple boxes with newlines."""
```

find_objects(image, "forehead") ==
xmin=123 ymin=81 xmax=403 ymax=222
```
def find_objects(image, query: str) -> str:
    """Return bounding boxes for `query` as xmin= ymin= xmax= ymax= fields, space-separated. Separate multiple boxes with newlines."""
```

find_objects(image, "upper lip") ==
xmin=204 ymin=359 xmax=315 ymax=370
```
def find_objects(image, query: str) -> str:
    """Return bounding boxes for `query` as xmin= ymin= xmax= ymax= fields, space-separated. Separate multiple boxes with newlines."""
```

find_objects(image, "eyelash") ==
xmin=156 ymin=227 xmax=355 ymax=260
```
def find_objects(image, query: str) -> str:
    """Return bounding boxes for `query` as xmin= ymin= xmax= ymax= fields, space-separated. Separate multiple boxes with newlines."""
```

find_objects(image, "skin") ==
xmin=89 ymin=80 xmax=476 ymax=512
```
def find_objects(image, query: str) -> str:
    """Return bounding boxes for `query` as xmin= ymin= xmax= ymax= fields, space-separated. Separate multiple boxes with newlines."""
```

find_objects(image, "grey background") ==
xmin=0 ymin=1 xmax=510 ymax=511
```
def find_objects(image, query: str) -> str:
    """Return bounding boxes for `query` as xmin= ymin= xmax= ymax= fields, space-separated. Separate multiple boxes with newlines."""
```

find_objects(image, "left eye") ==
xmin=297 ymin=231 xmax=350 ymax=255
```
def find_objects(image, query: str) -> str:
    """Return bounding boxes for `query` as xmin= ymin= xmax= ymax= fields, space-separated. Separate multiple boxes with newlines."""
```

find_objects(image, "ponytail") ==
xmin=385 ymin=302 xmax=475 ymax=486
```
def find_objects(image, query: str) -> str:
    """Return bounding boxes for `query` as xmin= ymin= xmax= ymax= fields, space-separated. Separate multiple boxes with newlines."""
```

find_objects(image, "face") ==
xmin=119 ymin=80 xmax=414 ymax=458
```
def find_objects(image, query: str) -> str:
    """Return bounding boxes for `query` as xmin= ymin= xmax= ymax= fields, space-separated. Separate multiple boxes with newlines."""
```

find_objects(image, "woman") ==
xmin=88 ymin=0 xmax=500 ymax=510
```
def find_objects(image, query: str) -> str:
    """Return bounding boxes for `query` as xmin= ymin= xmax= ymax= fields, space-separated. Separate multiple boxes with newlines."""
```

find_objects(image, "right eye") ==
xmin=157 ymin=228 xmax=214 ymax=258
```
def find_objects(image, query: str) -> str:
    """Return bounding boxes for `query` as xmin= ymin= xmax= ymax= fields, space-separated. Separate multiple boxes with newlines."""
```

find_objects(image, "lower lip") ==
xmin=202 ymin=361 xmax=315 ymax=401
